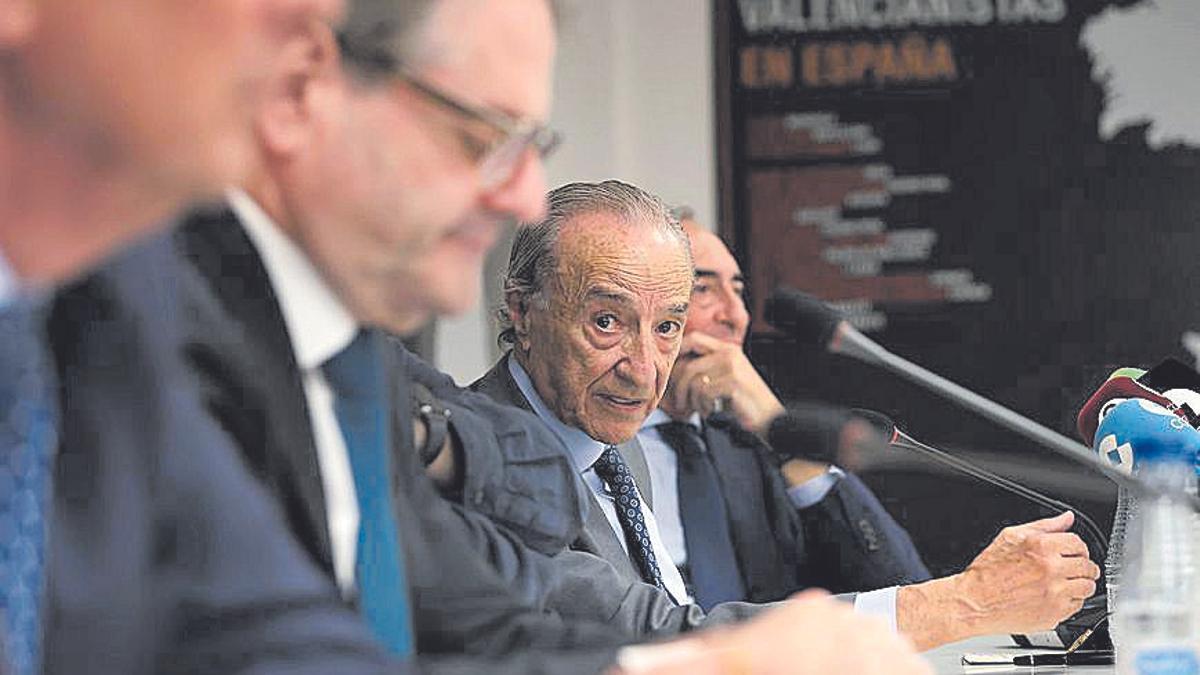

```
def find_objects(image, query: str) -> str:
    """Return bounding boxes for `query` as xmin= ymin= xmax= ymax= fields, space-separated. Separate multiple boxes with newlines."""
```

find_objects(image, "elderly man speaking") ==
xmin=474 ymin=179 xmax=1100 ymax=652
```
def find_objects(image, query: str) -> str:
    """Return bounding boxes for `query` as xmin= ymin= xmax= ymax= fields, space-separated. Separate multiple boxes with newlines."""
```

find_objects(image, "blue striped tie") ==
xmin=322 ymin=330 xmax=412 ymax=656
xmin=0 ymin=297 xmax=56 ymax=675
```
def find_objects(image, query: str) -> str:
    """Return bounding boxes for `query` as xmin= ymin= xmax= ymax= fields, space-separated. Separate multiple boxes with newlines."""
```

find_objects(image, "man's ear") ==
xmin=0 ymin=0 xmax=35 ymax=49
xmin=255 ymin=21 xmax=339 ymax=157
xmin=505 ymin=290 xmax=533 ymax=351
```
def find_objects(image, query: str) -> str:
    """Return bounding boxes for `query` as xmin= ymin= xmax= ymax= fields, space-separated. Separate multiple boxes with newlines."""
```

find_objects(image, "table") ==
xmin=926 ymin=636 xmax=1115 ymax=674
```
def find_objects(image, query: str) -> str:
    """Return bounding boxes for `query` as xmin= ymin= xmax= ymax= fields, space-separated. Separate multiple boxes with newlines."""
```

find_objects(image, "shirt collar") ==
xmin=507 ymin=355 xmax=609 ymax=472
xmin=641 ymin=408 xmax=702 ymax=432
xmin=0 ymin=245 xmax=17 ymax=309
xmin=228 ymin=188 xmax=359 ymax=371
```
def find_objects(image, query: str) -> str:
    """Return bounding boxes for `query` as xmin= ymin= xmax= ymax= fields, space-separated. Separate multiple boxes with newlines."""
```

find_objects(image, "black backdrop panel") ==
xmin=715 ymin=0 xmax=1200 ymax=574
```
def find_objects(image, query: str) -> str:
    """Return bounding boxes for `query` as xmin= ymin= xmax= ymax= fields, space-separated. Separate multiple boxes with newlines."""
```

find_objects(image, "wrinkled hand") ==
xmin=618 ymin=590 xmax=931 ymax=675
xmin=955 ymin=511 xmax=1099 ymax=634
xmin=896 ymin=511 xmax=1100 ymax=651
xmin=662 ymin=332 xmax=784 ymax=434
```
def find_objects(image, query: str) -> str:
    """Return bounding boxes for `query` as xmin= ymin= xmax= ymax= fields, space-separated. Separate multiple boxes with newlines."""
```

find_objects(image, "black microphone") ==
xmin=764 ymin=286 xmax=1200 ymax=510
xmin=764 ymin=403 xmax=889 ymax=469
xmin=852 ymin=409 xmax=1108 ymax=556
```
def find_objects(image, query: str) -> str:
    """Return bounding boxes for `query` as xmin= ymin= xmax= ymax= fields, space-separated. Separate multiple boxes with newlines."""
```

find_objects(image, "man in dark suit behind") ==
xmin=640 ymin=213 xmax=929 ymax=606
xmin=0 ymin=0 xmax=422 ymax=673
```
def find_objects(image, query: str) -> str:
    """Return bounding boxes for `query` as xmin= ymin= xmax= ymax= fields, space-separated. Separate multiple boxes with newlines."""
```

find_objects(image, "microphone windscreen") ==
xmin=766 ymin=403 xmax=854 ymax=466
xmin=763 ymin=287 xmax=842 ymax=348
xmin=1076 ymin=374 xmax=1174 ymax=443
xmin=1093 ymin=398 xmax=1200 ymax=473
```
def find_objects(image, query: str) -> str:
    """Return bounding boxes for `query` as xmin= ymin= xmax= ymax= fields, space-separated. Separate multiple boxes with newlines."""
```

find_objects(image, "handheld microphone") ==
xmin=1093 ymin=398 xmax=1200 ymax=476
xmin=1078 ymin=360 xmax=1200 ymax=477
xmin=1076 ymin=372 xmax=1172 ymax=445
xmin=763 ymin=287 xmax=1199 ymax=509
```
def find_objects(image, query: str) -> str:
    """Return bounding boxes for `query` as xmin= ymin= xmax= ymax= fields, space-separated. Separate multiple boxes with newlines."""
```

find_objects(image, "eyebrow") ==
xmin=586 ymin=288 xmax=635 ymax=306
xmin=694 ymin=269 xmax=745 ymax=284
xmin=586 ymin=288 xmax=690 ymax=316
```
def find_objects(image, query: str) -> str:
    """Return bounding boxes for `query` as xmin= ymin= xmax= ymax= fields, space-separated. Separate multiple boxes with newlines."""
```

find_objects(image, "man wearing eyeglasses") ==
xmin=167 ymin=0 xmax=935 ymax=672
xmin=174 ymin=0 xmax=587 ymax=659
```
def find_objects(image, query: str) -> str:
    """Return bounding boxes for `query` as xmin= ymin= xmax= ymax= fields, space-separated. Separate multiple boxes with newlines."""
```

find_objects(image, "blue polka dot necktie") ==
xmin=322 ymin=329 xmax=412 ymax=656
xmin=0 ymin=298 xmax=56 ymax=675
xmin=591 ymin=446 xmax=666 ymax=591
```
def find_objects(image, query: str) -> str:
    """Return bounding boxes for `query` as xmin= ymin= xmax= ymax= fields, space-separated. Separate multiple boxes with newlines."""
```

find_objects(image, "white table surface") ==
xmin=926 ymin=636 xmax=1115 ymax=674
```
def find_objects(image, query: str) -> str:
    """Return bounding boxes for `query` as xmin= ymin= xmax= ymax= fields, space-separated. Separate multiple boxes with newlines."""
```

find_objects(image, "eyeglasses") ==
xmin=335 ymin=33 xmax=562 ymax=189
xmin=397 ymin=73 xmax=562 ymax=189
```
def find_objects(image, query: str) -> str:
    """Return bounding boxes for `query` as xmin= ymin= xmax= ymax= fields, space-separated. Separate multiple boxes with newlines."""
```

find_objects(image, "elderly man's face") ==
xmin=14 ymin=0 xmax=340 ymax=200
xmin=289 ymin=0 xmax=556 ymax=334
xmin=682 ymin=220 xmax=750 ymax=346
xmin=516 ymin=215 xmax=694 ymax=444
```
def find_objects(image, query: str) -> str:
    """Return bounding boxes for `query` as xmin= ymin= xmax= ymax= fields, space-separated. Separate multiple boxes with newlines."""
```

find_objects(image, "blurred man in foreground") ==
xmin=476 ymin=181 xmax=1101 ymax=652
xmin=0 ymin=1 xmax=437 ymax=674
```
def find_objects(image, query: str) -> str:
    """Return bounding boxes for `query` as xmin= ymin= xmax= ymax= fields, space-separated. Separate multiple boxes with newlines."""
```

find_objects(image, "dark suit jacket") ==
xmin=45 ymin=234 xmax=396 ymax=675
xmin=700 ymin=414 xmax=929 ymax=599
xmin=173 ymin=208 xmax=623 ymax=672
xmin=471 ymin=356 xmax=930 ymax=604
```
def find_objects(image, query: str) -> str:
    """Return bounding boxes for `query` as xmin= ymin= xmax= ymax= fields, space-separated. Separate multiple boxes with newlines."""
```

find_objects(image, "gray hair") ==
xmin=497 ymin=180 xmax=690 ymax=346
xmin=669 ymin=204 xmax=696 ymax=223
xmin=336 ymin=0 xmax=567 ymax=82
xmin=335 ymin=0 xmax=439 ymax=81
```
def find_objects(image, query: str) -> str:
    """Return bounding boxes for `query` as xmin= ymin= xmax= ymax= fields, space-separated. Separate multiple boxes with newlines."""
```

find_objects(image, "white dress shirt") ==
xmin=507 ymin=357 xmax=692 ymax=605
xmin=637 ymin=408 xmax=899 ymax=630
xmin=230 ymin=189 xmax=362 ymax=596
xmin=0 ymin=246 xmax=17 ymax=308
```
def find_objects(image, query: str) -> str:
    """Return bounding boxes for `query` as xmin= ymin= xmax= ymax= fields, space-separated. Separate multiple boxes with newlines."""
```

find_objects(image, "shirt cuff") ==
xmin=853 ymin=586 xmax=899 ymax=633
xmin=785 ymin=466 xmax=844 ymax=509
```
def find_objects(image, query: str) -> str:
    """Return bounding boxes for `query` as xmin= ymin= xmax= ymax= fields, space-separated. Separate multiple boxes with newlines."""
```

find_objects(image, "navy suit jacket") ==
xmin=172 ymin=209 xmax=624 ymax=672
xmin=44 ymin=234 xmax=396 ymax=675
xmin=700 ymin=413 xmax=930 ymax=600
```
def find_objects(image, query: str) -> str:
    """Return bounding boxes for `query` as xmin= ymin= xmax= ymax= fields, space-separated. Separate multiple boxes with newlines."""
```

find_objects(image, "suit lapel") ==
xmin=471 ymin=355 xmax=645 ymax=582
xmin=703 ymin=418 xmax=803 ymax=600
xmin=575 ymin=490 xmax=642 ymax=581
xmin=176 ymin=209 xmax=335 ymax=572
xmin=614 ymin=437 xmax=654 ymax=511
xmin=470 ymin=354 xmax=531 ymax=415
xmin=702 ymin=421 xmax=755 ymax=541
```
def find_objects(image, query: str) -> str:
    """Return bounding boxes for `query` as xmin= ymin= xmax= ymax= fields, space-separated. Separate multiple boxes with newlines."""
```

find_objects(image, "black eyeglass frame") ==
xmin=337 ymin=34 xmax=562 ymax=187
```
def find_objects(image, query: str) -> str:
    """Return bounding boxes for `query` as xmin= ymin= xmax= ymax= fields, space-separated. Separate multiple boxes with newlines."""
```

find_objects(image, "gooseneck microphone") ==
xmin=853 ymin=409 xmax=1108 ymax=556
xmin=764 ymin=287 xmax=1199 ymax=510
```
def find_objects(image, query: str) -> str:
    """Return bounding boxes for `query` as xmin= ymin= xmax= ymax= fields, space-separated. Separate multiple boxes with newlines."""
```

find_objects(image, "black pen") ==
xmin=1012 ymin=650 xmax=1115 ymax=666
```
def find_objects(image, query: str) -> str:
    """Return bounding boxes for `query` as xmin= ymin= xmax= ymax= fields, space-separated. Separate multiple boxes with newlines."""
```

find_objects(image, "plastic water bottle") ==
xmin=1113 ymin=464 xmax=1200 ymax=675
xmin=1107 ymin=486 xmax=1138 ymax=652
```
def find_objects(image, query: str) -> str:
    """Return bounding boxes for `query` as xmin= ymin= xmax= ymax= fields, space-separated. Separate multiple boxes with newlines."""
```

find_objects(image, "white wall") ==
xmin=435 ymin=0 xmax=717 ymax=383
